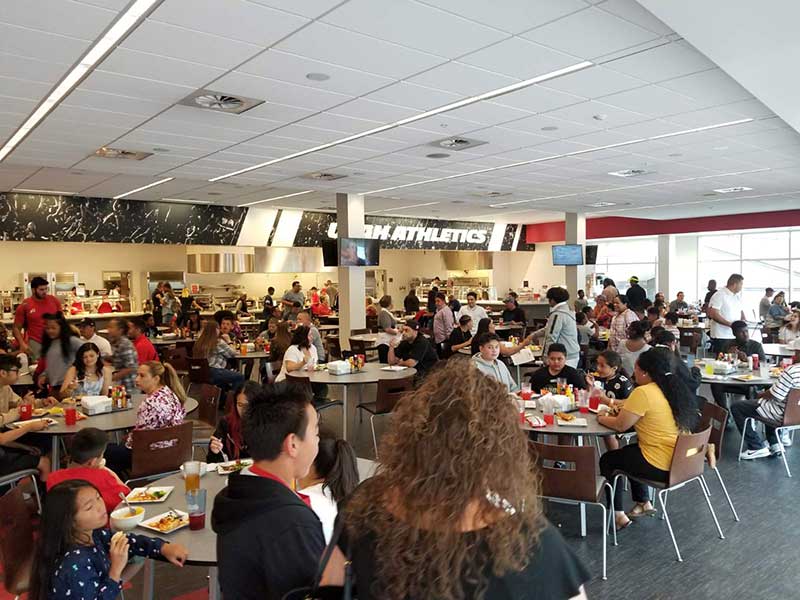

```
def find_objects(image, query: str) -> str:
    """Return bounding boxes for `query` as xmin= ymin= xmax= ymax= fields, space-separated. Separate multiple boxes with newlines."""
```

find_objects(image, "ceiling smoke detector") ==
xmin=301 ymin=172 xmax=348 ymax=181
xmin=94 ymin=147 xmax=152 ymax=160
xmin=429 ymin=136 xmax=487 ymax=151
xmin=713 ymin=186 xmax=753 ymax=193
xmin=608 ymin=169 xmax=648 ymax=178
xmin=179 ymin=89 xmax=265 ymax=114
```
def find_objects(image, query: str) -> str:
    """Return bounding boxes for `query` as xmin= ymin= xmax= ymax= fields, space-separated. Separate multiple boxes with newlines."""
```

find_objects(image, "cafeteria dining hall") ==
xmin=3 ymin=1 xmax=800 ymax=598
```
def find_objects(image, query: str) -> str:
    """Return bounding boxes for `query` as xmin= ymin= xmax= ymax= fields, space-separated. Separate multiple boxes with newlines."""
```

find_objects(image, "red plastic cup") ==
xmin=520 ymin=390 xmax=532 ymax=401
xmin=543 ymin=413 xmax=555 ymax=425
xmin=19 ymin=403 xmax=32 ymax=420
xmin=579 ymin=405 xmax=589 ymax=414
xmin=189 ymin=513 xmax=206 ymax=530
xmin=589 ymin=395 xmax=600 ymax=411
xmin=65 ymin=406 xmax=77 ymax=426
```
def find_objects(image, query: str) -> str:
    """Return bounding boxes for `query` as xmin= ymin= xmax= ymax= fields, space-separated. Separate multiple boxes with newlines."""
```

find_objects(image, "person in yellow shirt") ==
xmin=597 ymin=348 xmax=699 ymax=531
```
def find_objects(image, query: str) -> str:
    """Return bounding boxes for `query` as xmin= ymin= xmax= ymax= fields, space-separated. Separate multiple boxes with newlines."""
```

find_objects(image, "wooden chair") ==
xmin=698 ymin=403 xmax=740 ymax=521
xmin=128 ymin=422 xmax=193 ymax=485
xmin=679 ymin=329 xmax=700 ymax=355
xmin=611 ymin=427 xmax=724 ymax=562
xmin=355 ymin=375 xmax=415 ymax=458
xmin=326 ymin=336 xmax=342 ymax=361
xmin=366 ymin=315 xmax=378 ymax=332
xmin=349 ymin=337 xmax=378 ymax=361
xmin=188 ymin=357 xmax=211 ymax=384
xmin=0 ymin=486 xmax=35 ymax=599
xmin=163 ymin=345 xmax=190 ymax=375
xmin=186 ymin=383 xmax=222 ymax=428
xmin=350 ymin=328 xmax=370 ymax=335
xmin=738 ymin=388 xmax=800 ymax=477
xmin=0 ymin=469 xmax=41 ymax=515
xmin=531 ymin=442 xmax=615 ymax=580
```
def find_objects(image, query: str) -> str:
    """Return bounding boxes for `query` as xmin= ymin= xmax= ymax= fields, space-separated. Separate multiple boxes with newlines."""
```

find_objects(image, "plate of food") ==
xmin=217 ymin=459 xmax=254 ymax=475
xmin=126 ymin=487 xmax=174 ymax=503
xmin=732 ymin=374 xmax=757 ymax=382
xmin=8 ymin=417 xmax=56 ymax=429
xmin=557 ymin=415 xmax=588 ymax=427
xmin=138 ymin=510 xmax=189 ymax=534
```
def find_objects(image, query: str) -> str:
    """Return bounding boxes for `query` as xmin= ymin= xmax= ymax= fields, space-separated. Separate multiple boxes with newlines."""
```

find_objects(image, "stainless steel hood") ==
xmin=441 ymin=251 xmax=493 ymax=271
xmin=253 ymin=247 xmax=334 ymax=274
xmin=187 ymin=253 xmax=255 ymax=274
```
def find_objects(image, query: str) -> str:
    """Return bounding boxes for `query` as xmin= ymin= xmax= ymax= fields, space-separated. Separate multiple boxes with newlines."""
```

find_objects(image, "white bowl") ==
xmin=180 ymin=462 xmax=209 ymax=478
xmin=110 ymin=506 xmax=145 ymax=531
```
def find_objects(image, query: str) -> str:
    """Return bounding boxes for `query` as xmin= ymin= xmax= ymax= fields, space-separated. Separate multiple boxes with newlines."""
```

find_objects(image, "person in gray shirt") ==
xmin=281 ymin=281 xmax=305 ymax=318
xmin=296 ymin=311 xmax=325 ymax=362
xmin=759 ymin=287 xmax=774 ymax=321
xmin=42 ymin=312 xmax=84 ymax=387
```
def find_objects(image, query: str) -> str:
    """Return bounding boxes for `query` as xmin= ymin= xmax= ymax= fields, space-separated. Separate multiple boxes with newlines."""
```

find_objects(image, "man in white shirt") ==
xmin=759 ymin=287 xmax=774 ymax=321
xmin=707 ymin=273 xmax=746 ymax=354
xmin=77 ymin=318 xmax=112 ymax=359
xmin=457 ymin=291 xmax=488 ymax=335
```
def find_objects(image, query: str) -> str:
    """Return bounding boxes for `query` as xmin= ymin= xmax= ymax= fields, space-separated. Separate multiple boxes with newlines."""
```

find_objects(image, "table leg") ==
xmin=341 ymin=387 xmax=348 ymax=441
xmin=51 ymin=436 xmax=60 ymax=472
xmin=251 ymin=358 xmax=261 ymax=382
xmin=578 ymin=435 xmax=586 ymax=537
xmin=141 ymin=558 xmax=155 ymax=600
xmin=209 ymin=566 xmax=220 ymax=600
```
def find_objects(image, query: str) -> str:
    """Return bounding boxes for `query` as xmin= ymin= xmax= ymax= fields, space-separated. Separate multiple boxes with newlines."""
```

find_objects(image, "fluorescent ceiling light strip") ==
xmin=161 ymin=197 xmax=212 ymax=205
xmin=363 ymin=118 xmax=755 ymax=196
xmin=113 ymin=177 xmax=174 ymax=199
xmin=0 ymin=0 xmax=160 ymax=163
xmin=12 ymin=188 xmax=75 ymax=195
xmin=208 ymin=61 xmax=594 ymax=183
xmin=239 ymin=190 xmax=314 ymax=207
xmin=372 ymin=201 xmax=439 ymax=213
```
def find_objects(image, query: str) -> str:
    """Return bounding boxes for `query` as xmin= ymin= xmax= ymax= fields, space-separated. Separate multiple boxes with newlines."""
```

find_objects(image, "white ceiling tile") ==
xmin=148 ymin=0 xmax=307 ymax=46
xmin=601 ymin=85 xmax=707 ymax=118
xmin=544 ymin=65 xmax=647 ymax=98
xmin=498 ymin=113 xmax=602 ymax=138
xmin=721 ymin=98 xmax=775 ymax=120
xmin=459 ymin=37 xmax=581 ymax=79
xmin=329 ymin=98 xmax=416 ymax=123
xmin=16 ymin=167 xmax=115 ymax=192
xmin=492 ymin=84 xmax=586 ymax=113
xmin=0 ymin=52 xmax=71 ymax=85
xmin=0 ymin=76 xmax=52 ymax=101
xmin=73 ymin=0 xmax=128 ymax=9
xmin=294 ymin=112 xmax=382 ymax=134
xmin=1 ymin=0 xmax=117 ymax=41
xmin=234 ymin=101 xmax=315 ymax=125
xmin=321 ymin=0 xmax=507 ymax=58
xmin=418 ymin=0 xmax=588 ymax=35
xmin=0 ymin=23 xmax=89 ymax=64
xmin=276 ymin=22 xmax=445 ymax=79
xmin=658 ymin=68 xmax=753 ymax=106
xmin=0 ymin=164 xmax=42 ymax=190
xmin=409 ymin=61 xmax=519 ymax=96
xmin=445 ymin=101 xmax=534 ymax=127
xmin=154 ymin=105 xmax=283 ymax=135
xmin=211 ymin=71 xmax=352 ymax=111
xmin=98 ymin=48 xmax=226 ymax=89
xmin=597 ymin=0 xmax=673 ymax=35
xmin=61 ymin=89 xmax=167 ymax=117
xmin=365 ymin=82 xmax=460 ymax=111
xmin=663 ymin=106 xmax=757 ymax=129
xmin=78 ymin=71 xmax=195 ymax=104
xmin=605 ymin=40 xmax=715 ymax=83
xmin=139 ymin=116 xmax=255 ymax=144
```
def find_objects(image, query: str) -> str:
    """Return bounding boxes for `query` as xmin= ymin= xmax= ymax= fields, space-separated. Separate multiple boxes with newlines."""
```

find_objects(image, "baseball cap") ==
xmin=78 ymin=317 xmax=96 ymax=328
xmin=629 ymin=276 xmax=639 ymax=284
xmin=405 ymin=319 xmax=420 ymax=330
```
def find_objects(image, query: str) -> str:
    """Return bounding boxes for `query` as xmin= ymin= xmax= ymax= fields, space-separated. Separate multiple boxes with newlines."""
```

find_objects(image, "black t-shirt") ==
xmin=342 ymin=518 xmax=589 ymax=600
xmin=179 ymin=295 xmax=195 ymax=313
xmin=404 ymin=294 xmax=420 ymax=314
xmin=395 ymin=335 xmax=438 ymax=377
xmin=448 ymin=327 xmax=472 ymax=351
xmin=529 ymin=365 xmax=585 ymax=392
xmin=501 ymin=307 xmax=527 ymax=325
xmin=626 ymin=284 xmax=647 ymax=310
xmin=721 ymin=338 xmax=766 ymax=361
xmin=597 ymin=372 xmax=633 ymax=400
xmin=704 ymin=289 xmax=716 ymax=306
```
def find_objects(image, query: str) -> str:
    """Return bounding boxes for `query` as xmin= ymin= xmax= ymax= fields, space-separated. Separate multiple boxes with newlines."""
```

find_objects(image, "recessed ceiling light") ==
xmin=207 ymin=192 xmax=222 ymax=196
xmin=713 ymin=186 xmax=753 ymax=193
xmin=608 ymin=169 xmax=648 ymax=178
xmin=12 ymin=188 xmax=75 ymax=195
xmin=209 ymin=60 xmax=594 ymax=182
xmin=152 ymin=147 xmax=170 ymax=153
xmin=239 ymin=190 xmax=314 ymax=207
xmin=161 ymin=197 xmax=212 ymax=205
xmin=668 ymin=153 xmax=682 ymax=157
xmin=426 ymin=152 xmax=450 ymax=159
xmin=306 ymin=72 xmax=330 ymax=82
xmin=713 ymin=146 xmax=729 ymax=151
xmin=541 ymin=125 xmax=559 ymax=131
xmin=592 ymin=114 xmax=607 ymax=121
xmin=113 ymin=177 xmax=174 ymax=200
xmin=586 ymin=201 xmax=617 ymax=207
xmin=371 ymin=201 xmax=440 ymax=214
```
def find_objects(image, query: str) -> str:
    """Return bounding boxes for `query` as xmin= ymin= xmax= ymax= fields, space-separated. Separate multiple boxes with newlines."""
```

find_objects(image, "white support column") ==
xmin=657 ymin=234 xmax=675 ymax=298
xmin=564 ymin=212 xmax=586 ymax=300
xmin=336 ymin=193 xmax=366 ymax=350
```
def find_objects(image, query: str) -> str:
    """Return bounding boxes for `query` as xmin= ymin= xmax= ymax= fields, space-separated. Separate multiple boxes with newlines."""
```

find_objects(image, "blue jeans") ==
xmin=210 ymin=367 xmax=245 ymax=397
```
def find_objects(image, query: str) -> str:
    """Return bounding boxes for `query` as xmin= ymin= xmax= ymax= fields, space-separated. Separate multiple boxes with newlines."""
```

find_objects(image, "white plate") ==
xmin=557 ymin=417 xmax=588 ymax=427
xmin=7 ymin=417 xmax=56 ymax=429
xmin=380 ymin=365 xmax=406 ymax=371
xmin=216 ymin=459 xmax=253 ymax=475
xmin=138 ymin=510 xmax=189 ymax=534
xmin=126 ymin=486 xmax=174 ymax=503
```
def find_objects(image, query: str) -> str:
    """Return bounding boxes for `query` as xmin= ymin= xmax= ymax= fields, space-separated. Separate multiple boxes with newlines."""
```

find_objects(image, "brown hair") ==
xmin=193 ymin=320 xmax=220 ymax=359
xmin=270 ymin=321 xmax=292 ymax=362
xmin=344 ymin=358 xmax=543 ymax=600
xmin=140 ymin=361 xmax=187 ymax=405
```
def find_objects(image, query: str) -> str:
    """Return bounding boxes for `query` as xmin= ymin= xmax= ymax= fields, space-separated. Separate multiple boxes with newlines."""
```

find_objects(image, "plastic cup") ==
xmin=543 ymin=413 xmax=555 ymax=425
xmin=705 ymin=363 xmax=714 ymax=376
xmin=64 ymin=406 xmax=77 ymax=426
xmin=240 ymin=344 xmax=248 ymax=356
xmin=186 ymin=489 xmax=207 ymax=531
xmin=183 ymin=461 xmax=201 ymax=493
xmin=19 ymin=403 xmax=32 ymax=420
xmin=520 ymin=390 xmax=532 ymax=401
xmin=588 ymin=394 xmax=600 ymax=411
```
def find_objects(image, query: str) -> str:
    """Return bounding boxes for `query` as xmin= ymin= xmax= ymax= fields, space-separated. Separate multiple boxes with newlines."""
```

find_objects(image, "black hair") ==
xmin=616 ymin=294 xmax=629 ymax=306
xmin=0 ymin=353 xmax=20 ymax=372
xmin=69 ymin=428 xmax=108 ymax=464
xmin=291 ymin=325 xmax=311 ymax=349
xmin=73 ymin=343 xmax=104 ymax=380
xmin=653 ymin=329 xmax=677 ymax=346
xmin=727 ymin=273 xmax=744 ymax=285
xmin=548 ymin=343 xmax=567 ymax=356
xmin=577 ymin=289 xmax=585 ymax=296
xmin=379 ymin=295 xmax=392 ymax=308
xmin=458 ymin=314 xmax=472 ymax=327
xmin=215 ymin=310 xmax=236 ymax=325
xmin=650 ymin=325 xmax=666 ymax=339
xmin=268 ymin=287 xmax=275 ymax=294
xmin=435 ymin=292 xmax=446 ymax=302
xmin=546 ymin=286 xmax=569 ymax=304
xmin=292 ymin=280 xmax=300 ymax=287
xmin=598 ymin=350 xmax=625 ymax=375
xmin=243 ymin=382 xmax=313 ymax=461
xmin=647 ymin=306 xmax=660 ymax=317
xmin=602 ymin=278 xmax=616 ymax=288
xmin=664 ymin=312 xmax=679 ymax=325
xmin=30 ymin=276 xmax=48 ymax=289
xmin=471 ymin=318 xmax=492 ymax=355
xmin=466 ymin=291 xmax=477 ymax=300
xmin=476 ymin=332 xmax=500 ymax=348
xmin=575 ymin=311 xmax=587 ymax=325
xmin=581 ymin=305 xmax=593 ymax=315
xmin=109 ymin=317 xmax=128 ymax=334
xmin=30 ymin=480 xmax=100 ymax=600
xmin=129 ymin=317 xmax=147 ymax=332
xmin=41 ymin=312 xmax=77 ymax=360
xmin=292 ymin=301 xmax=302 ymax=308
xmin=653 ymin=300 xmax=666 ymax=311
xmin=627 ymin=319 xmax=650 ymax=340
xmin=765 ymin=287 xmax=774 ymax=294
xmin=636 ymin=348 xmax=699 ymax=431
xmin=314 ymin=428 xmax=359 ymax=504
xmin=142 ymin=312 xmax=154 ymax=322
xmin=731 ymin=320 xmax=748 ymax=333
xmin=642 ymin=298 xmax=653 ymax=310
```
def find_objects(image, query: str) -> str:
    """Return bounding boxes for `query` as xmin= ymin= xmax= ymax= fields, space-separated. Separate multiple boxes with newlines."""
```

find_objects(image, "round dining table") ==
xmin=762 ymin=343 xmax=798 ymax=358
xmin=698 ymin=366 xmax=774 ymax=387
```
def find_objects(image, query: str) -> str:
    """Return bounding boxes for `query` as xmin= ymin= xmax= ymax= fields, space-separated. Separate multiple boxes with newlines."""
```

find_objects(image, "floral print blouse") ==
xmin=125 ymin=385 xmax=185 ymax=448
xmin=48 ymin=529 xmax=163 ymax=600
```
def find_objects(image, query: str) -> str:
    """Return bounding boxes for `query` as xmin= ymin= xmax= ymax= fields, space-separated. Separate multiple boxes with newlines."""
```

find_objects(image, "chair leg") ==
xmin=775 ymin=427 xmax=792 ymax=478
xmin=737 ymin=417 xmax=755 ymax=461
xmin=658 ymin=489 xmax=682 ymax=562
xmin=605 ymin=483 xmax=617 ymax=547
xmin=713 ymin=466 xmax=740 ymax=522
xmin=370 ymin=414 xmax=379 ymax=460
xmin=660 ymin=490 xmax=667 ymax=521
xmin=697 ymin=477 xmax=725 ymax=540
xmin=598 ymin=503 xmax=608 ymax=580
xmin=699 ymin=474 xmax=711 ymax=497
xmin=30 ymin=473 xmax=42 ymax=514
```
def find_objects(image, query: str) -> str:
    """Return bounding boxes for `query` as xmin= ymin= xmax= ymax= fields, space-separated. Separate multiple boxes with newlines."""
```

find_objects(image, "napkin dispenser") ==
xmin=81 ymin=395 xmax=112 ymax=415
xmin=327 ymin=360 xmax=352 ymax=375
xmin=712 ymin=361 xmax=736 ymax=375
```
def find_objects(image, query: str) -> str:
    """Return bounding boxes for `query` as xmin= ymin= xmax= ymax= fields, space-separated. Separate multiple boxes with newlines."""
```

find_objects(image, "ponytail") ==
xmin=636 ymin=348 xmax=698 ymax=431
xmin=143 ymin=361 xmax=187 ymax=405
xmin=316 ymin=437 xmax=359 ymax=504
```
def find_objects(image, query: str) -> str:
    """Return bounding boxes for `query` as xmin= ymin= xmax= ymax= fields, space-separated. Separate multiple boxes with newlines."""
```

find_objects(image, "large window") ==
xmin=697 ymin=229 xmax=800 ymax=318
xmin=593 ymin=237 xmax=659 ymax=300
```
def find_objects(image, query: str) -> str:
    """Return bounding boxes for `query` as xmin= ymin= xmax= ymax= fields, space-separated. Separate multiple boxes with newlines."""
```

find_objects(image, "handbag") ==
xmin=281 ymin=517 xmax=355 ymax=600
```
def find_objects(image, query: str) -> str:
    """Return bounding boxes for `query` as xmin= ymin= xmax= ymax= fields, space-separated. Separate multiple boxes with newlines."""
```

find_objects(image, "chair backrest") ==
xmin=0 ymin=486 xmax=35 ymax=594
xmin=130 ymin=422 xmax=193 ymax=479
xmin=375 ymin=375 xmax=416 ymax=413
xmin=782 ymin=388 xmax=800 ymax=427
xmin=286 ymin=371 xmax=314 ymax=395
xmin=187 ymin=382 xmax=222 ymax=427
xmin=699 ymin=401 xmax=727 ymax=462
xmin=187 ymin=357 xmax=211 ymax=384
xmin=350 ymin=328 xmax=370 ymax=335
xmin=326 ymin=336 xmax=342 ymax=360
xmin=679 ymin=330 xmax=699 ymax=353
xmin=366 ymin=315 xmax=378 ymax=332
xmin=164 ymin=346 xmax=190 ymax=372
xmin=349 ymin=338 xmax=369 ymax=356
xmin=263 ymin=360 xmax=282 ymax=384
xmin=667 ymin=427 xmax=711 ymax=487
xmin=530 ymin=441 xmax=599 ymax=503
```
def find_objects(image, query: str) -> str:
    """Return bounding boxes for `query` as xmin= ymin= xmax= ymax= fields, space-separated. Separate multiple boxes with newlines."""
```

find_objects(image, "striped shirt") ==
xmin=608 ymin=308 xmax=639 ymax=352
xmin=757 ymin=363 xmax=800 ymax=423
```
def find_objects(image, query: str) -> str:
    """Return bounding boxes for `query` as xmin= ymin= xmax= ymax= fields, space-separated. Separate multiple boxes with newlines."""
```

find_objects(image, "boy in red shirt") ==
xmin=128 ymin=317 xmax=159 ymax=364
xmin=47 ymin=427 xmax=130 ymax=514
xmin=12 ymin=276 xmax=62 ymax=360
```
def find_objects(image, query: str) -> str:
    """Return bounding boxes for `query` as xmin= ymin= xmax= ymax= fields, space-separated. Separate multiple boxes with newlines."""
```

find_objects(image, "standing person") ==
xmin=608 ymin=295 xmax=639 ymax=352
xmin=602 ymin=278 xmax=619 ymax=305
xmin=193 ymin=320 xmax=244 ymax=394
xmin=320 ymin=362 xmax=590 ymax=599
xmin=212 ymin=382 xmax=325 ymax=600
xmin=593 ymin=295 xmax=613 ymax=328
xmin=281 ymin=281 xmax=305 ymax=317
xmin=529 ymin=287 xmax=580 ymax=367
xmin=178 ymin=288 xmax=201 ymax=326
xmin=574 ymin=289 xmax=589 ymax=313
xmin=107 ymin=318 xmax=138 ymax=394
xmin=625 ymin=276 xmax=647 ymax=312
xmin=432 ymin=293 xmax=455 ymax=348
xmin=375 ymin=296 xmax=399 ymax=364
xmin=426 ymin=277 xmax=442 ymax=313
xmin=457 ymin=291 xmax=488 ymax=335
xmin=77 ymin=317 xmax=112 ymax=359
xmin=702 ymin=279 xmax=718 ymax=313
xmin=471 ymin=333 xmax=519 ymax=392
xmin=669 ymin=292 xmax=689 ymax=313
xmin=707 ymin=273 xmax=746 ymax=355
xmin=207 ymin=381 xmax=259 ymax=464
xmin=388 ymin=320 xmax=439 ymax=380
xmin=759 ymin=287 xmax=775 ymax=322
xmin=128 ymin=317 xmax=159 ymax=364
xmin=262 ymin=286 xmax=276 ymax=320
xmin=234 ymin=293 xmax=251 ymax=317
xmin=60 ymin=343 xmax=113 ymax=398
xmin=323 ymin=280 xmax=338 ymax=311
xmin=150 ymin=281 xmax=164 ymax=325
xmin=296 ymin=311 xmax=325 ymax=362
xmin=448 ymin=294 xmax=461 ymax=315
xmin=403 ymin=288 xmax=420 ymax=315
xmin=41 ymin=313 xmax=84 ymax=390
xmin=12 ymin=276 xmax=61 ymax=360
xmin=160 ymin=284 xmax=179 ymax=327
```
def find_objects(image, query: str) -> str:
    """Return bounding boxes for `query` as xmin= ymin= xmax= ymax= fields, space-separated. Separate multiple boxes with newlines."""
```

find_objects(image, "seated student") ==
xmin=275 ymin=326 xmax=317 ymax=383
xmin=500 ymin=296 xmax=527 ymax=326
xmin=287 ymin=301 xmax=303 ymax=323
xmin=0 ymin=410 xmax=51 ymax=483
xmin=576 ymin=310 xmax=593 ymax=346
xmin=387 ymin=320 xmax=439 ymax=379
xmin=617 ymin=320 xmax=651 ymax=377
xmin=193 ymin=320 xmax=245 ymax=395
xmin=710 ymin=320 xmax=767 ymax=413
xmin=141 ymin=313 xmax=161 ymax=338
xmin=298 ymin=428 xmax=359 ymax=543
xmin=733 ymin=362 xmax=800 ymax=460
xmin=471 ymin=318 xmax=535 ymax=357
xmin=471 ymin=333 xmax=519 ymax=393
xmin=585 ymin=351 xmax=634 ymax=451
xmin=46 ymin=428 xmax=130 ymax=514
xmin=663 ymin=312 xmax=681 ymax=337
xmin=528 ymin=343 xmax=585 ymax=393
xmin=1 ymin=355 xmax=56 ymax=427
xmin=207 ymin=381 xmax=259 ymax=463
xmin=29 ymin=480 xmax=188 ymax=600
xmin=129 ymin=318 xmax=159 ymax=364
xmin=60 ymin=343 xmax=113 ymax=398
xmin=212 ymin=382 xmax=326 ymax=600
xmin=447 ymin=315 xmax=473 ymax=355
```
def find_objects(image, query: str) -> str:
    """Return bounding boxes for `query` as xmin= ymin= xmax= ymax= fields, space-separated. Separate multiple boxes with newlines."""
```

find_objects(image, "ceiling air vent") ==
xmin=94 ymin=147 xmax=152 ymax=160
xmin=713 ymin=186 xmax=753 ymax=193
xmin=179 ymin=89 xmax=265 ymax=114
xmin=608 ymin=169 xmax=648 ymax=178
xmin=301 ymin=172 xmax=348 ymax=181
xmin=429 ymin=136 xmax=487 ymax=151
